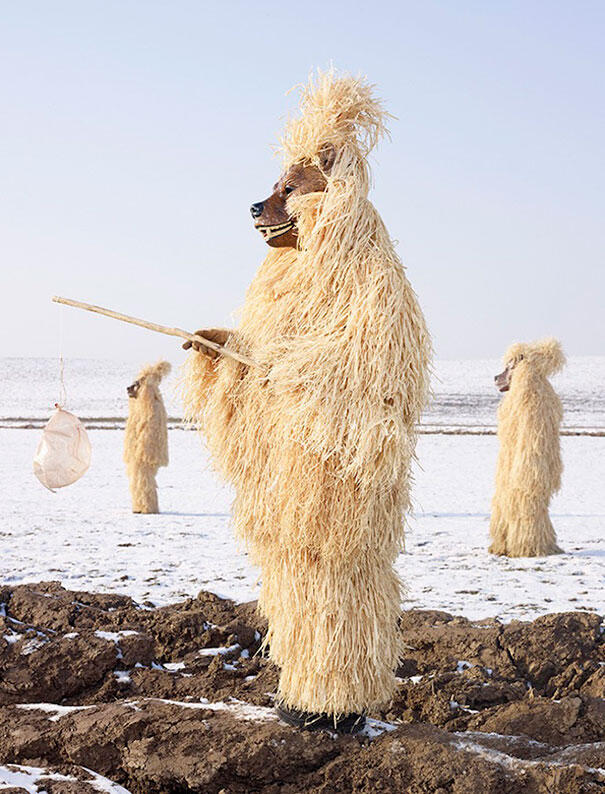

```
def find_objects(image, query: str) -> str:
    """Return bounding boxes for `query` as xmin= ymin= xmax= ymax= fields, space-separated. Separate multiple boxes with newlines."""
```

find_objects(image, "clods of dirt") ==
xmin=1 ymin=582 xmax=603 ymax=793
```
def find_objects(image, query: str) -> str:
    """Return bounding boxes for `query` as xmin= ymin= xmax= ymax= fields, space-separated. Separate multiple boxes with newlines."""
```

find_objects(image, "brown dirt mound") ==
xmin=1 ymin=582 xmax=603 ymax=793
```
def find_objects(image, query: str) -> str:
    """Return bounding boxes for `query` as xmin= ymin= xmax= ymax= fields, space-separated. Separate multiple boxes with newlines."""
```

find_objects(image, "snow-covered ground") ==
xmin=2 ymin=426 xmax=603 ymax=622
xmin=0 ymin=763 xmax=130 ymax=793
xmin=2 ymin=356 xmax=605 ymax=429
xmin=2 ymin=356 xmax=603 ymax=621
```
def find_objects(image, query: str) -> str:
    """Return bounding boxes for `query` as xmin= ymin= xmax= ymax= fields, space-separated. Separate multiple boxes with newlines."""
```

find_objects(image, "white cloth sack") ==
xmin=33 ymin=406 xmax=92 ymax=491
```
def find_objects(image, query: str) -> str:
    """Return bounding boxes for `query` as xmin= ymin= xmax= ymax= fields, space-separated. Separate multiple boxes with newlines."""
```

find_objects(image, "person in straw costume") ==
xmin=124 ymin=360 xmax=171 ymax=514
xmin=490 ymin=337 xmax=565 ymax=557
xmin=183 ymin=70 xmax=431 ymax=731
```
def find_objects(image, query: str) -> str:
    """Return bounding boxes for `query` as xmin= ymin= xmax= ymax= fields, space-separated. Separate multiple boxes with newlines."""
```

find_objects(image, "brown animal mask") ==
xmin=127 ymin=379 xmax=141 ymax=399
xmin=250 ymin=145 xmax=336 ymax=248
xmin=127 ymin=361 xmax=171 ymax=400
xmin=494 ymin=356 xmax=524 ymax=393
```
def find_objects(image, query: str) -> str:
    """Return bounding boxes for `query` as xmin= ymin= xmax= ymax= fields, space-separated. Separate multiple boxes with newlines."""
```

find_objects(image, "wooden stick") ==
xmin=51 ymin=296 xmax=256 ymax=368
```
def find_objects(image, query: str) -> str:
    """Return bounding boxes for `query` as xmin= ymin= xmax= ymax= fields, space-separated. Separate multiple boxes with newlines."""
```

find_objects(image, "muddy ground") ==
xmin=0 ymin=582 xmax=603 ymax=793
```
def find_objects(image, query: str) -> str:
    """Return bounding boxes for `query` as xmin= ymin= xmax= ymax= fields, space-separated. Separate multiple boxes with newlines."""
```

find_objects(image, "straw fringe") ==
xmin=183 ymin=71 xmax=431 ymax=714
xmin=490 ymin=338 xmax=565 ymax=557
xmin=126 ymin=464 xmax=159 ymax=514
xmin=124 ymin=360 xmax=171 ymax=514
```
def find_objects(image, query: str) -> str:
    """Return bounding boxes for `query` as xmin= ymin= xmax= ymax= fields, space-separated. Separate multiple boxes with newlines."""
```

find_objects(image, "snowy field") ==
xmin=3 ymin=356 xmax=605 ymax=430
xmin=2 ymin=425 xmax=603 ymax=622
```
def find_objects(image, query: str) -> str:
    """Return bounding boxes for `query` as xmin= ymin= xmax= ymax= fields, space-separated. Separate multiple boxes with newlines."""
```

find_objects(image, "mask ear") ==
xmin=318 ymin=142 xmax=336 ymax=174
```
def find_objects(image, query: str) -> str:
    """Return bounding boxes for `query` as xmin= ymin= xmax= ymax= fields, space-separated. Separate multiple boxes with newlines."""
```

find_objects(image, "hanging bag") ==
xmin=33 ymin=405 xmax=92 ymax=491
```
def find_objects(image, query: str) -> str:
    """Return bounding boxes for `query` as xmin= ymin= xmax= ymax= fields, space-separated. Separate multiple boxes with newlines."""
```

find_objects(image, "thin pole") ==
xmin=51 ymin=296 xmax=256 ymax=368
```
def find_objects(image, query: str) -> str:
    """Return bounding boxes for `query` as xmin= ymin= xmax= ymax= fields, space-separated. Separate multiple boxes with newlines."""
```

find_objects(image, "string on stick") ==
xmin=57 ymin=303 xmax=67 ymax=408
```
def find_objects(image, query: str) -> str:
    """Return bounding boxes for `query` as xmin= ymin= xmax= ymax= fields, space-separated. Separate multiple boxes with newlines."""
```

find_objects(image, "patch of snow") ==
xmin=163 ymin=661 xmax=186 ymax=671
xmin=0 ymin=762 xmax=132 ymax=793
xmin=20 ymin=637 xmax=46 ymax=655
xmin=63 ymin=632 xmax=79 ymax=639
xmin=81 ymin=766 xmax=132 ymax=793
xmin=113 ymin=670 xmax=131 ymax=684
xmin=139 ymin=697 xmax=278 ymax=722
xmin=550 ymin=741 xmax=605 ymax=774
xmin=451 ymin=732 xmax=605 ymax=775
xmin=0 ymin=763 xmax=77 ymax=792
xmin=456 ymin=660 xmax=473 ymax=672
xmin=359 ymin=717 xmax=398 ymax=739
xmin=94 ymin=630 xmax=138 ymax=661
xmin=16 ymin=703 xmax=95 ymax=721
xmin=198 ymin=643 xmax=240 ymax=657
xmin=459 ymin=730 xmax=550 ymax=749
xmin=94 ymin=630 xmax=138 ymax=642
xmin=3 ymin=633 xmax=23 ymax=645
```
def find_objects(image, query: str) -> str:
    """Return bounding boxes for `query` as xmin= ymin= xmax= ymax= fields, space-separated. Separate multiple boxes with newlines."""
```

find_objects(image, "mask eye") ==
xmin=284 ymin=185 xmax=295 ymax=195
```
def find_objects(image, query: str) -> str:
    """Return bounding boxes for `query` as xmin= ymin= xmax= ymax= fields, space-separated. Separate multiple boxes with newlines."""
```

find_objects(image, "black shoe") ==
xmin=275 ymin=703 xmax=366 ymax=734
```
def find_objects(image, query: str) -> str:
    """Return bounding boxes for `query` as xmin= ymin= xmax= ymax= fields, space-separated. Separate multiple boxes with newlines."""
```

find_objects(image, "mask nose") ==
xmin=250 ymin=202 xmax=264 ymax=219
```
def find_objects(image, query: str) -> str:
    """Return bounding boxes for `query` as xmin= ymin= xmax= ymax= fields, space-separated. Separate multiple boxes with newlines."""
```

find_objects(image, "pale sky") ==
xmin=2 ymin=1 xmax=604 ymax=362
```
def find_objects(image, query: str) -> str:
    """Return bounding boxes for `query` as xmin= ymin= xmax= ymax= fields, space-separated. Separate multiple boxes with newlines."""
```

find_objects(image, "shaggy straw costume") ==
xmin=183 ymin=72 xmax=431 ymax=717
xmin=490 ymin=338 xmax=565 ymax=557
xmin=124 ymin=360 xmax=171 ymax=514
